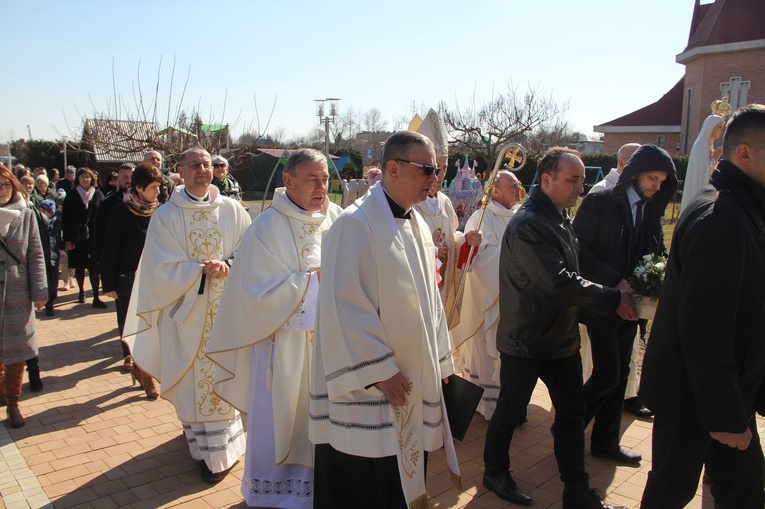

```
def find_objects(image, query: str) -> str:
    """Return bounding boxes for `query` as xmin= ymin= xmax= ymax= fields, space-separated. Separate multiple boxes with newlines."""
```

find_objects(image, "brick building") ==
xmin=595 ymin=0 xmax=765 ymax=155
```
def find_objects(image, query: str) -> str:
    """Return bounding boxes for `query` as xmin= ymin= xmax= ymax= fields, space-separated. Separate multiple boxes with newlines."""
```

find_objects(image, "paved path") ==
xmin=1 ymin=283 xmax=761 ymax=508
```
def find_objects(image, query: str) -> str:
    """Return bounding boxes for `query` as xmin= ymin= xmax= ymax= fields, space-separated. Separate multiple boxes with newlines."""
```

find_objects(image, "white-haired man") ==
xmin=208 ymin=148 xmax=342 ymax=508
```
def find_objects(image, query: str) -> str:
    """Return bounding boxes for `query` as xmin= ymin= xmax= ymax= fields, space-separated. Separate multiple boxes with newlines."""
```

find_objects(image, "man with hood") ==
xmin=572 ymin=144 xmax=678 ymax=465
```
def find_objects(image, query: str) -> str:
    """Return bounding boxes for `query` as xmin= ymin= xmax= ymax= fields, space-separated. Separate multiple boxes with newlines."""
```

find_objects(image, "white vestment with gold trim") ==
xmin=123 ymin=186 xmax=251 ymax=471
xmin=207 ymin=189 xmax=342 ymax=508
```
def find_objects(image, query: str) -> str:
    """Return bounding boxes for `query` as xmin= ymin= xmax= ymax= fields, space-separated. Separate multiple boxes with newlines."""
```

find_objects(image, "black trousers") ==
xmin=641 ymin=416 xmax=764 ymax=508
xmin=583 ymin=320 xmax=637 ymax=450
xmin=314 ymin=443 xmax=428 ymax=509
xmin=115 ymin=295 xmax=131 ymax=358
xmin=484 ymin=352 xmax=589 ymax=491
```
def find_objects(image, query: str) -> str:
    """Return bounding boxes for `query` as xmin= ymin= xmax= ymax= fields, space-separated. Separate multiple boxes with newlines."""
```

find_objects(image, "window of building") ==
xmin=657 ymin=135 xmax=666 ymax=148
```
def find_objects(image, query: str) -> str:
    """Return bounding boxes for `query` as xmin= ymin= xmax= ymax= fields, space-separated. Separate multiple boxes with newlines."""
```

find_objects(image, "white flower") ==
xmin=656 ymin=262 xmax=665 ymax=270
xmin=643 ymin=254 xmax=653 ymax=262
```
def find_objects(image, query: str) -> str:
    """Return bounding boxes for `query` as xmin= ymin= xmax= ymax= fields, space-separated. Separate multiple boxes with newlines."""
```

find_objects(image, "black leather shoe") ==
xmin=564 ymin=487 xmax=627 ymax=509
xmin=591 ymin=446 xmax=642 ymax=465
xmin=483 ymin=471 xmax=532 ymax=506
xmin=623 ymin=397 xmax=653 ymax=417
xmin=92 ymin=299 xmax=108 ymax=309
xmin=200 ymin=463 xmax=234 ymax=484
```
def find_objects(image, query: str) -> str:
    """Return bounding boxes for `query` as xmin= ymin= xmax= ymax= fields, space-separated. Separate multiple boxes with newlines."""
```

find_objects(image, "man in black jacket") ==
xmin=483 ymin=147 xmax=636 ymax=509
xmin=640 ymin=105 xmax=765 ymax=507
xmin=572 ymin=145 xmax=677 ymax=466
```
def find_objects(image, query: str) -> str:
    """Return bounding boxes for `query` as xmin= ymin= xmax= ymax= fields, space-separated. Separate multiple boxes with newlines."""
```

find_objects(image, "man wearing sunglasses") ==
xmin=310 ymin=131 xmax=461 ymax=508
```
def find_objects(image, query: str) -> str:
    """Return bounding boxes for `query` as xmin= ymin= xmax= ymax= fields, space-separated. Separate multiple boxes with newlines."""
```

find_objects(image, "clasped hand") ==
xmin=203 ymin=260 xmax=229 ymax=279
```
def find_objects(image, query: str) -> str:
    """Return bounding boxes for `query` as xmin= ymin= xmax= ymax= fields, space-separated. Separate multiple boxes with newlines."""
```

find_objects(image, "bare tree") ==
xmin=330 ymin=107 xmax=361 ymax=149
xmin=440 ymin=82 xmax=569 ymax=163
xmin=64 ymin=58 xmax=276 ymax=168
xmin=363 ymin=107 xmax=388 ymax=133
xmin=523 ymin=117 xmax=576 ymax=156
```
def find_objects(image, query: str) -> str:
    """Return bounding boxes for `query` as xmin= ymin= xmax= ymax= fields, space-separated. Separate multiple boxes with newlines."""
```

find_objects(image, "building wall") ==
xmin=681 ymin=47 xmax=765 ymax=153
xmin=603 ymin=132 xmax=681 ymax=155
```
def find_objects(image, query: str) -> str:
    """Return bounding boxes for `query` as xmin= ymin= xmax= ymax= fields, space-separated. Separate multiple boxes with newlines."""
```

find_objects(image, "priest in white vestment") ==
xmin=123 ymin=147 xmax=251 ymax=483
xmin=207 ymin=149 xmax=342 ymax=508
xmin=410 ymin=110 xmax=480 ymax=333
xmin=451 ymin=171 xmax=522 ymax=420
xmin=309 ymin=131 xmax=463 ymax=509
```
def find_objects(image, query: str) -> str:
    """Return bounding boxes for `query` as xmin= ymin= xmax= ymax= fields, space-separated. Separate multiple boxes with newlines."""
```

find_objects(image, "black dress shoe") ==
xmin=483 ymin=471 xmax=532 ymax=506
xmin=623 ymin=397 xmax=653 ymax=417
xmin=92 ymin=299 xmax=108 ymax=309
xmin=591 ymin=446 xmax=642 ymax=465
xmin=200 ymin=463 xmax=234 ymax=484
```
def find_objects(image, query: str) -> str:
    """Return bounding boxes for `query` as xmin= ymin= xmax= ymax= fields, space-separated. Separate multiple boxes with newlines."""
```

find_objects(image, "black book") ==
xmin=442 ymin=374 xmax=484 ymax=441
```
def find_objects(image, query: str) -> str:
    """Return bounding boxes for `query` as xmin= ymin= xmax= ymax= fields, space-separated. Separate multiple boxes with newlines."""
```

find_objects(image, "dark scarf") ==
xmin=123 ymin=188 xmax=159 ymax=217
xmin=212 ymin=175 xmax=230 ymax=194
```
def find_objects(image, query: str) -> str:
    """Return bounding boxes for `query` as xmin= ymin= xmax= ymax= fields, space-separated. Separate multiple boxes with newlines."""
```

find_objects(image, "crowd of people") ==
xmin=1 ymin=104 xmax=764 ymax=509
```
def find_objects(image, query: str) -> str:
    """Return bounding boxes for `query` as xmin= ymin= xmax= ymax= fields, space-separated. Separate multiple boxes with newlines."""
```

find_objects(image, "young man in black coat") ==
xmin=639 ymin=104 xmax=765 ymax=508
xmin=572 ymin=145 xmax=677 ymax=466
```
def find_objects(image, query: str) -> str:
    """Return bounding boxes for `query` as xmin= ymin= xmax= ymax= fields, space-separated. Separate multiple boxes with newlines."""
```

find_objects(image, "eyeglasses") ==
xmin=394 ymin=159 xmax=441 ymax=177
xmin=0 ymin=182 xmax=13 ymax=190
xmin=212 ymin=163 xmax=227 ymax=169
xmin=181 ymin=162 xmax=212 ymax=170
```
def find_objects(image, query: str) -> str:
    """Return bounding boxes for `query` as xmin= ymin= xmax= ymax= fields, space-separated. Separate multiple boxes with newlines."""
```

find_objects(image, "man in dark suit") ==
xmin=572 ymin=145 xmax=677 ymax=465
xmin=640 ymin=104 xmax=765 ymax=508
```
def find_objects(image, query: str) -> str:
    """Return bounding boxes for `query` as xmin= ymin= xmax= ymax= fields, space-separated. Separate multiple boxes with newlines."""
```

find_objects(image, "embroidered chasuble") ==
xmin=207 ymin=188 xmax=342 ymax=494
xmin=450 ymin=201 xmax=518 ymax=420
xmin=310 ymin=184 xmax=463 ymax=508
xmin=413 ymin=192 xmax=463 ymax=330
xmin=123 ymin=186 xmax=251 ymax=423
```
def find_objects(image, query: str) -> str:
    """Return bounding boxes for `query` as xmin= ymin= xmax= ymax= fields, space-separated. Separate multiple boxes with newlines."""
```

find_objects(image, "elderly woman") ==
xmin=211 ymin=155 xmax=244 ymax=204
xmin=0 ymin=165 xmax=48 ymax=428
xmin=100 ymin=164 xmax=162 ymax=397
xmin=61 ymin=167 xmax=105 ymax=307
xmin=31 ymin=175 xmax=56 ymax=207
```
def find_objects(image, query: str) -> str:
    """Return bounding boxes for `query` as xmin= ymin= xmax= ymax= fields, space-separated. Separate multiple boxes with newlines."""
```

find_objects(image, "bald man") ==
xmin=590 ymin=143 xmax=640 ymax=193
xmin=142 ymin=150 xmax=175 ymax=203
xmin=451 ymin=171 xmax=523 ymax=420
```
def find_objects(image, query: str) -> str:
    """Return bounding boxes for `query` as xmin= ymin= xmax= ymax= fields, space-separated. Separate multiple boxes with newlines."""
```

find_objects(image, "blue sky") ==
xmin=2 ymin=0 xmax=706 ymax=144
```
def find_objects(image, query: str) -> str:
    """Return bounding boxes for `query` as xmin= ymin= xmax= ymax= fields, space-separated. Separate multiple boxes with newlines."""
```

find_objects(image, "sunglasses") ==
xmin=394 ymin=159 xmax=441 ymax=177
xmin=212 ymin=163 xmax=227 ymax=168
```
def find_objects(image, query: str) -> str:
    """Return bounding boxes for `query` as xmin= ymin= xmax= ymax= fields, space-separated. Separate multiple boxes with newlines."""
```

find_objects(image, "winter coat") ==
xmin=572 ymin=144 xmax=678 ymax=325
xmin=61 ymin=187 xmax=104 ymax=269
xmin=496 ymin=185 xmax=620 ymax=359
xmin=0 ymin=205 xmax=48 ymax=363
xmin=640 ymin=161 xmax=765 ymax=433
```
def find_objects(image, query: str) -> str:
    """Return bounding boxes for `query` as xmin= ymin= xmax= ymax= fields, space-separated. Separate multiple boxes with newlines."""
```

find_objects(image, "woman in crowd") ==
xmin=0 ymin=165 xmax=48 ymax=428
xmin=101 ymin=163 xmax=162 ymax=398
xmin=31 ymin=175 xmax=56 ymax=208
xmin=61 ymin=168 xmax=105 ymax=307
xmin=211 ymin=155 xmax=246 ymax=207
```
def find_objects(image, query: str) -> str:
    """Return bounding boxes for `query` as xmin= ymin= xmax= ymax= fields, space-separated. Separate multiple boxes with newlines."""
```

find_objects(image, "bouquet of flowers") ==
xmin=628 ymin=253 xmax=667 ymax=300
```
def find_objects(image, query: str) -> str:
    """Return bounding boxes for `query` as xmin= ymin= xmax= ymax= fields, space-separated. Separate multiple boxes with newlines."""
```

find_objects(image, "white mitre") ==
xmin=408 ymin=108 xmax=449 ymax=157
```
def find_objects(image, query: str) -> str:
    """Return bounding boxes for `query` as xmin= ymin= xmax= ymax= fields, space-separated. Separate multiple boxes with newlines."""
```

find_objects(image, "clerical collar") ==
xmin=285 ymin=192 xmax=315 ymax=216
xmin=382 ymin=187 xmax=411 ymax=219
xmin=184 ymin=188 xmax=210 ymax=202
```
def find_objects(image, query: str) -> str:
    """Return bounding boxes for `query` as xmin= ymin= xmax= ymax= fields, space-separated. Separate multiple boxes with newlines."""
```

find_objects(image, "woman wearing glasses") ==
xmin=0 ymin=164 xmax=48 ymax=428
xmin=211 ymin=155 xmax=244 ymax=202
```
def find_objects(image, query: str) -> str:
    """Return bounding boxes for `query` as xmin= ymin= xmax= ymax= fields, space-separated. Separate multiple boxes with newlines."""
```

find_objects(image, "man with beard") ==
xmin=572 ymin=145 xmax=677 ymax=466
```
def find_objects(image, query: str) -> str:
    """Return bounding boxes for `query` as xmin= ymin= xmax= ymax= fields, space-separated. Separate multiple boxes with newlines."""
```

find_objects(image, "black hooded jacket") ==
xmin=572 ymin=144 xmax=678 ymax=295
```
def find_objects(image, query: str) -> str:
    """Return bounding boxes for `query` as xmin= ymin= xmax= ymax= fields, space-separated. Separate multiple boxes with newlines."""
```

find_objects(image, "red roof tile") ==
xmin=684 ymin=0 xmax=765 ymax=52
xmin=596 ymin=78 xmax=684 ymax=128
